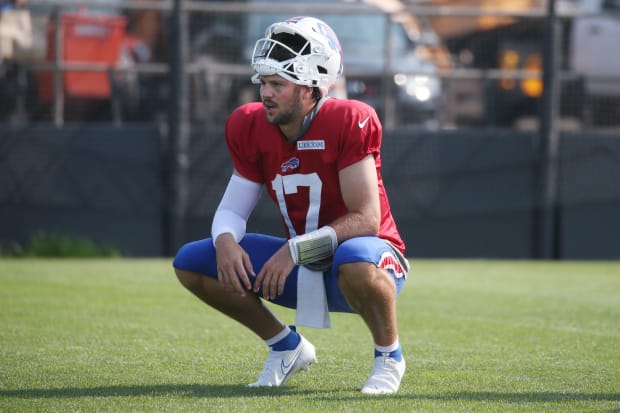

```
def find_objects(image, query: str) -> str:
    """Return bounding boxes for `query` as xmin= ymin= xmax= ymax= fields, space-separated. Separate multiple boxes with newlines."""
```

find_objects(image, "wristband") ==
xmin=288 ymin=226 xmax=338 ymax=265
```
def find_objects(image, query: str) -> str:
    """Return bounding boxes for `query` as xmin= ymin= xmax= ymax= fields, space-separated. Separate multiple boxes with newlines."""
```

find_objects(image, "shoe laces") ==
xmin=370 ymin=355 xmax=401 ymax=377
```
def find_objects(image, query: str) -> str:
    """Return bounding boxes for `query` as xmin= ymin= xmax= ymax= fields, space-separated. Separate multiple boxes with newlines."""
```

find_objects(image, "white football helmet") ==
xmin=251 ymin=16 xmax=344 ymax=96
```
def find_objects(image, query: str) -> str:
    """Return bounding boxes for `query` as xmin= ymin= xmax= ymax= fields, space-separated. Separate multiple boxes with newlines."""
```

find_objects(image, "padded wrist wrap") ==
xmin=288 ymin=226 xmax=338 ymax=265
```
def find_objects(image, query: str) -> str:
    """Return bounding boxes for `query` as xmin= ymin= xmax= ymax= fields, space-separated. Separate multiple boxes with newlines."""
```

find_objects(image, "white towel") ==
xmin=295 ymin=266 xmax=331 ymax=329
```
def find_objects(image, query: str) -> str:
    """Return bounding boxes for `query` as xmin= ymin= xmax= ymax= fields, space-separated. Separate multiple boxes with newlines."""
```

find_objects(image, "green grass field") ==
xmin=1 ymin=258 xmax=619 ymax=412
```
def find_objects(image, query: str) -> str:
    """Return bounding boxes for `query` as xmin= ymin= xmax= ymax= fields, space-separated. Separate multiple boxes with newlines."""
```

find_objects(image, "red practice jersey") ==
xmin=224 ymin=98 xmax=405 ymax=254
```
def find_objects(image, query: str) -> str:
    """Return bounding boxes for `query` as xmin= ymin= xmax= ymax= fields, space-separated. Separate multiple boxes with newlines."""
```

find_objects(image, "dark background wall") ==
xmin=0 ymin=124 xmax=164 ymax=256
xmin=2 ymin=124 xmax=618 ymax=259
xmin=558 ymin=133 xmax=620 ymax=259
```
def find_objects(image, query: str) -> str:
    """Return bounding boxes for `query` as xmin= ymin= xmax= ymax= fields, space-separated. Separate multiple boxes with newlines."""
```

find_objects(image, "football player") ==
xmin=173 ymin=16 xmax=410 ymax=395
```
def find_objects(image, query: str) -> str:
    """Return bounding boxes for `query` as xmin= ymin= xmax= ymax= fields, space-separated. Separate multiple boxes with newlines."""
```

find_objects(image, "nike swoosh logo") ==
xmin=358 ymin=116 xmax=370 ymax=128
xmin=280 ymin=345 xmax=304 ymax=377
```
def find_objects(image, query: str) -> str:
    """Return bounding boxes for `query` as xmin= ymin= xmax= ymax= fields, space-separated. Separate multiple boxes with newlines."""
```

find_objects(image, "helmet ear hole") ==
xmin=284 ymin=63 xmax=299 ymax=79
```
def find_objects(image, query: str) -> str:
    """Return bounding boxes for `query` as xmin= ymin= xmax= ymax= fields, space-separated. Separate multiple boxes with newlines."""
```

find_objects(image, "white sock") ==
xmin=264 ymin=325 xmax=290 ymax=347
xmin=375 ymin=338 xmax=400 ymax=354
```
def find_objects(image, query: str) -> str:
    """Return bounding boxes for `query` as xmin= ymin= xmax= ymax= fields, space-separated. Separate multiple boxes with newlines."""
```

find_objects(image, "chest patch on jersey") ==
xmin=297 ymin=140 xmax=325 ymax=150
xmin=281 ymin=157 xmax=300 ymax=172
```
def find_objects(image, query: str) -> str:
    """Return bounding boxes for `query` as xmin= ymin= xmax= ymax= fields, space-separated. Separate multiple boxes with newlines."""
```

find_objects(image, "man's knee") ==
xmin=338 ymin=262 xmax=381 ymax=297
xmin=338 ymin=262 xmax=372 ymax=286
xmin=175 ymin=268 xmax=202 ymax=291
xmin=338 ymin=262 xmax=396 ymax=297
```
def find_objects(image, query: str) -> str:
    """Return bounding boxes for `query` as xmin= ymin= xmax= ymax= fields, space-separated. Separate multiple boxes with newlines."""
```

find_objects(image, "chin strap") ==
xmin=291 ymin=96 xmax=329 ymax=142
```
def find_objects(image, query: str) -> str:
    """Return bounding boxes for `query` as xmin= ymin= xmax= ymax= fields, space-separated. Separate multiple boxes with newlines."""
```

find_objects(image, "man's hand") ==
xmin=214 ymin=233 xmax=255 ymax=296
xmin=253 ymin=242 xmax=295 ymax=300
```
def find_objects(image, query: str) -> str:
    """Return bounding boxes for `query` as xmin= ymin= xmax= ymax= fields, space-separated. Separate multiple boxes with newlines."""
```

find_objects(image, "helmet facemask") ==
xmin=252 ymin=32 xmax=315 ymax=84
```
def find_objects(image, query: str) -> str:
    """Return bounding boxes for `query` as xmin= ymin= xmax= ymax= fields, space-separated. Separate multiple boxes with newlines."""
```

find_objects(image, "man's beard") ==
xmin=267 ymin=88 xmax=302 ymax=125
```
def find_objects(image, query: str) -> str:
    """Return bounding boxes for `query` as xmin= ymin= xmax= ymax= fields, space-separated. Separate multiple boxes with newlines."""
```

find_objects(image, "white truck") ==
xmin=568 ymin=0 xmax=620 ymax=126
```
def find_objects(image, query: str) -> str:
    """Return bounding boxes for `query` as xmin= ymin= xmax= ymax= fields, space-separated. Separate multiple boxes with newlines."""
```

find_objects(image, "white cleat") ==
xmin=361 ymin=354 xmax=406 ymax=395
xmin=248 ymin=335 xmax=317 ymax=387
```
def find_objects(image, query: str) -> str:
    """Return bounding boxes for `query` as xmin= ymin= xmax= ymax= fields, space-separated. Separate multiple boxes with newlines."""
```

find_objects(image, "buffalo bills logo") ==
xmin=281 ymin=157 xmax=300 ymax=172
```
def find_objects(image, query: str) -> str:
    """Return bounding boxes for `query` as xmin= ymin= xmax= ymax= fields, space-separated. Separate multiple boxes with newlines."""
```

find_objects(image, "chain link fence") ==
xmin=1 ymin=0 xmax=619 ymax=131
